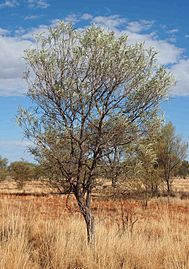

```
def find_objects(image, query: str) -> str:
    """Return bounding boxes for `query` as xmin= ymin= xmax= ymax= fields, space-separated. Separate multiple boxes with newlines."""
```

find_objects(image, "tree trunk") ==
xmin=83 ymin=210 xmax=95 ymax=244
xmin=75 ymin=193 xmax=95 ymax=244
xmin=112 ymin=176 xmax=117 ymax=188
xmin=166 ymin=178 xmax=171 ymax=194
xmin=165 ymin=169 xmax=172 ymax=195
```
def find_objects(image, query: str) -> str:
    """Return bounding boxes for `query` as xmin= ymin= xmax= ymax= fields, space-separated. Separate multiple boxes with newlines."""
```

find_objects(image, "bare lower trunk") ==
xmin=75 ymin=194 xmax=95 ymax=244
xmin=112 ymin=176 xmax=117 ymax=188
xmin=166 ymin=178 xmax=171 ymax=194
xmin=83 ymin=210 xmax=95 ymax=244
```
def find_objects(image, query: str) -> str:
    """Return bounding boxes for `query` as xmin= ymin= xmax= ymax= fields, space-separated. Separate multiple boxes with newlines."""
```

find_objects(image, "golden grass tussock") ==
xmin=0 ymin=197 xmax=188 ymax=269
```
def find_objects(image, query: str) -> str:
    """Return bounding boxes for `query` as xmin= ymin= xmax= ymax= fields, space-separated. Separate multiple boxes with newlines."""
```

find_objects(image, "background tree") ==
xmin=156 ymin=122 xmax=188 ymax=194
xmin=177 ymin=160 xmax=189 ymax=179
xmin=9 ymin=161 xmax=37 ymax=189
xmin=123 ymin=128 xmax=162 ymax=204
xmin=132 ymin=143 xmax=158 ymax=206
xmin=0 ymin=156 xmax=8 ymax=181
xmin=18 ymin=22 xmax=173 ymax=243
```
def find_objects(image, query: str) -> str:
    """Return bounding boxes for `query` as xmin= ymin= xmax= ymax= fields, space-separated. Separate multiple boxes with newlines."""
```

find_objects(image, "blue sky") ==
xmin=0 ymin=0 xmax=189 ymax=162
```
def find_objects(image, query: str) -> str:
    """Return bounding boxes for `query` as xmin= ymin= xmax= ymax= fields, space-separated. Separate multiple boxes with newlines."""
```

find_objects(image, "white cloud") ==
xmin=167 ymin=28 xmax=179 ymax=34
xmin=27 ymin=0 xmax=49 ymax=9
xmin=24 ymin=15 xmax=39 ymax=20
xmin=124 ymin=30 xmax=183 ymax=65
xmin=0 ymin=0 xmax=49 ymax=9
xmin=64 ymin=14 xmax=80 ymax=24
xmin=19 ymin=24 xmax=49 ymax=40
xmin=0 ymin=0 xmax=19 ymax=8
xmin=126 ymin=20 xmax=154 ymax=33
xmin=169 ymin=59 xmax=189 ymax=96
xmin=81 ymin=13 xmax=93 ymax=21
xmin=0 ymin=34 xmax=33 ymax=95
xmin=146 ymin=39 xmax=182 ymax=65
xmin=91 ymin=15 xmax=127 ymax=31
xmin=0 ymin=27 xmax=10 ymax=35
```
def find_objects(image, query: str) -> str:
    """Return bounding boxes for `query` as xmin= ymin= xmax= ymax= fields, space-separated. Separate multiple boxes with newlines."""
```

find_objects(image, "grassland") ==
xmin=0 ymin=179 xmax=188 ymax=269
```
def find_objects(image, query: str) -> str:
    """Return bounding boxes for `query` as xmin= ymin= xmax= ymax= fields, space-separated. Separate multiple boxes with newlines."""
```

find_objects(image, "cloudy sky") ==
xmin=0 ymin=0 xmax=189 ymax=162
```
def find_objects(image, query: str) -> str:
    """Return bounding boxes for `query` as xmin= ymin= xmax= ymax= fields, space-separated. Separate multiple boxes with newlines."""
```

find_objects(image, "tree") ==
xmin=177 ymin=160 xmax=189 ymax=179
xmin=0 ymin=156 xmax=8 ymax=169
xmin=9 ymin=161 xmax=37 ymax=189
xmin=123 ymin=129 xmax=162 ymax=205
xmin=157 ymin=122 xmax=188 ymax=194
xmin=0 ymin=156 xmax=8 ymax=181
xmin=17 ymin=22 xmax=173 ymax=243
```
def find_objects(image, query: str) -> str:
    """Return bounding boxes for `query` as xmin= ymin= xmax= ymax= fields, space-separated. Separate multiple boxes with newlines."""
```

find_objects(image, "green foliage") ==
xmin=0 ymin=156 xmax=8 ymax=169
xmin=124 ymin=137 xmax=161 ymax=203
xmin=9 ymin=161 xmax=37 ymax=189
xmin=122 ymin=120 xmax=187 ymax=198
xmin=156 ymin=122 xmax=188 ymax=193
xmin=0 ymin=156 xmax=8 ymax=181
xmin=177 ymin=160 xmax=189 ymax=179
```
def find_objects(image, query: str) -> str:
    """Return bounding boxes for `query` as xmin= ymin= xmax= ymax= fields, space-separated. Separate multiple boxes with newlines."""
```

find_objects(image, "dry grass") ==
xmin=0 ymin=177 xmax=188 ymax=268
xmin=0 ymin=179 xmax=53 ymax=194
xmin=0 ymin=177 xmax=188 ymax=195
xmin=0 ymin=195 xmax=189 ymax=269
xmin=173 ymin=178 xmax=189 ymax=193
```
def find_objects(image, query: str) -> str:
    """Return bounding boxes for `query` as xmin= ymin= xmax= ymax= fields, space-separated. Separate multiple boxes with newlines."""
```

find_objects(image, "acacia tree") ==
xmin=177 ymin=160 xmax=189 ymax=179
xmin=0 ymin=156 xmax=8 ymax=181
xmin=122 ymin=118 xmax=162 ymax=200
xmin=126 ymin=140 xmax=161 ymax=205
xmin=9 ymin=161 xmax=37 ymax=189
xmin=18 ymin=22 xmax=173 ymax=243
xmin=157 ymin=122 xmax=188 ymax=194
